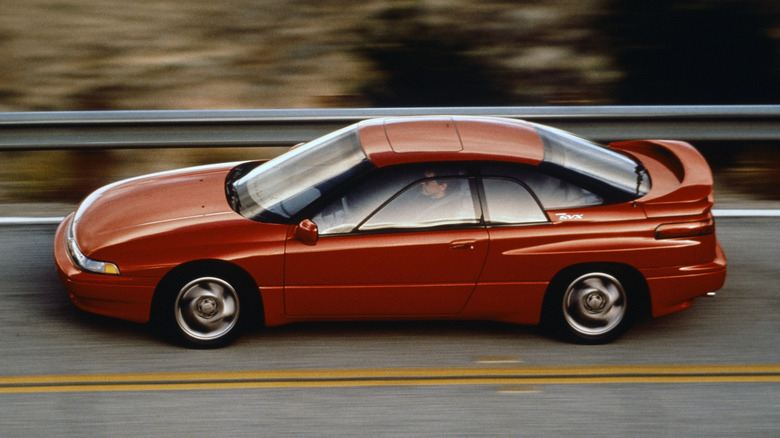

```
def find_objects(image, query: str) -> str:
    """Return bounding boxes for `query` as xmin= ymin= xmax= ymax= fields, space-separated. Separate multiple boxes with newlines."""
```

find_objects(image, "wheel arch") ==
xmin=152 ymin=259 xmax=264 ymax=326
xmin=542 ymin=262 xmax=651 ymax=323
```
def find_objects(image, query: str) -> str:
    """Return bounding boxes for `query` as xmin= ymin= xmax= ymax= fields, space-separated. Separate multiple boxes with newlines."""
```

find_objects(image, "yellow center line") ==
xmin=1 ymin=364 xmax=778 ymax=394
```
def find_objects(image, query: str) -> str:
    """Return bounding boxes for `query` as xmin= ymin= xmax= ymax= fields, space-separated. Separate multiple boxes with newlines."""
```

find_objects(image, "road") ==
xmin=0 ymin=217 xmax=778 ymax=437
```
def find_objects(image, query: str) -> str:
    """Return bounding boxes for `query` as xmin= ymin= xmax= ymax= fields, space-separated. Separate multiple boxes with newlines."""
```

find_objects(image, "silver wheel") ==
xmin=562 ymin=272 xmax=627 ymax=337
xmin=174 ymin=277 xmax=240 ymax=342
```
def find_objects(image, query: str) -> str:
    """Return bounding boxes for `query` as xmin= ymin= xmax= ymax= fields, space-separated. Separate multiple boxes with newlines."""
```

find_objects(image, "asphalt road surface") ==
xmin=0 ymin=217 xmax=778 ymax=437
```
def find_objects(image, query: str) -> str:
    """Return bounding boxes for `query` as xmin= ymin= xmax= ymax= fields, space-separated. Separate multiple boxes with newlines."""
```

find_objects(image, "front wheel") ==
xmin=547 ymin=270 xmax=633 ymax=344
xmin=156 ymin=273 xmax=250 ymax=348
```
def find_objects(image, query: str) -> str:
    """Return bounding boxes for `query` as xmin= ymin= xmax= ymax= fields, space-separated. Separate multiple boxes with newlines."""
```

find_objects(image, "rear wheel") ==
xmin=547 ymin=270 xmax=633 ymax=344
xmin=155 ymin=269 xmax=254 ymax=348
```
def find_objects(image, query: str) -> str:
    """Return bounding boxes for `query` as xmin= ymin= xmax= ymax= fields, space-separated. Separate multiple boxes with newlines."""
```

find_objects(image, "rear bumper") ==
xmin=54 ymin=216 xmax=157 ymax=323
xmin=644 ymin=243 xmax=727 ymax=317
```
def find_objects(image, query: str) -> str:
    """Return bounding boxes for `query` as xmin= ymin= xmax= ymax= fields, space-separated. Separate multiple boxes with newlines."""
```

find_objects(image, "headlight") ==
xmin=66 ymin=217 xmax=120 ymax=275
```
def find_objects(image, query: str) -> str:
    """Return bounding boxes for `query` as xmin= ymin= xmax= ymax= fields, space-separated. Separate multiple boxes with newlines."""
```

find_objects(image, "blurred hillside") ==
xmin=2 ymin=0 xmax=777 ymax=111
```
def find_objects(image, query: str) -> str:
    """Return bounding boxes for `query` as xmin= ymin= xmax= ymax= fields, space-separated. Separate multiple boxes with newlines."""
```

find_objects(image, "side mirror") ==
xmin=293 ymin=219 xmax=318 ymax=245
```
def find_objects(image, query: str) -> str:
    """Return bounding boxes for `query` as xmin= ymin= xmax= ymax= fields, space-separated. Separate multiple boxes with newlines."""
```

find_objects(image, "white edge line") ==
xmin=0 ymin=217 xmax=66 ymax=225
xmin=711 ymin=209 xmax=780 ymax=217
xmin=0 ymin=210 xmax=778 ymax=226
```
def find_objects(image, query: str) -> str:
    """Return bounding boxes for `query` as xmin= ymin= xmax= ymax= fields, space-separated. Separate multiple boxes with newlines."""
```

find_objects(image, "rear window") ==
xmin=533 ymin=123 xmax=650 ymax=199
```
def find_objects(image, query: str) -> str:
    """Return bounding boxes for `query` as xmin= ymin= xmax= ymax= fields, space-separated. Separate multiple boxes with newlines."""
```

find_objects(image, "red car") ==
xmin=54 ymin=116 xmax=726 ymax=347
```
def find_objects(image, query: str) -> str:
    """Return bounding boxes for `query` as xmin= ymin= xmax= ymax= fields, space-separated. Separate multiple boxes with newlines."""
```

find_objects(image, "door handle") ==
xmin=449 ymin=240 xmax=476 ymax=250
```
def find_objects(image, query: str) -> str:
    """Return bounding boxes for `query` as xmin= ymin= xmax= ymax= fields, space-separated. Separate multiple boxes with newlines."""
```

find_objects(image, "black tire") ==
xmin=154 ymin=268 xmax=255 ymax=348
xmin=545 ymin=269 xmax=634 ymax=344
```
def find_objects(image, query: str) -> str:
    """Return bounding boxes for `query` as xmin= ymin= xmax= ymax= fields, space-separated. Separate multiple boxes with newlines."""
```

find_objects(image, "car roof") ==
xmin=356 ymin=116 xmax=545 ymax=168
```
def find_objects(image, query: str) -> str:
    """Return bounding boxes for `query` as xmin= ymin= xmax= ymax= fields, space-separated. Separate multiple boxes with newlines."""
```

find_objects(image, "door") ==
xmin=284 ymin=174 xmax=488 ymax=316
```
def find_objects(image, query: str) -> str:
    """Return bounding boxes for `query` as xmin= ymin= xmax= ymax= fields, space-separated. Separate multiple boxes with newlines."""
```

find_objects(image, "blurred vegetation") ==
xmin=0 ymin=0 xmax=778 ymax=206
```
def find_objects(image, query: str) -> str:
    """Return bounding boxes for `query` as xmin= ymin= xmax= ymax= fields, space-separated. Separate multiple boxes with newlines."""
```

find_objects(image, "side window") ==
xmin=311 ymin=169 xmax=413 ymax=235
xmin=481 ymin=178 xmax=548 ymax=224
xmin=359 ymin=177 xmax=480 ymax=231
xmin=522 ymin=172 xmax=602 ymax=209
xmin=311 ymin=164 xmax=469 ymax=235
xmin=481 ymin=164 xmax=603 ymax=209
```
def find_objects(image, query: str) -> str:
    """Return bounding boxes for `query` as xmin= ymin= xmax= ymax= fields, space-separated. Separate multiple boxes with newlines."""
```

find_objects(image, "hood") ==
xmin=73 ymin=163 xmax=241 ymax=254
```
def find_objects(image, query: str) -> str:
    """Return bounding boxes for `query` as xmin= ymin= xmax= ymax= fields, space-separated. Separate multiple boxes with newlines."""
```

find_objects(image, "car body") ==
xmin=54 ymin=116 xmax=726 ymax=347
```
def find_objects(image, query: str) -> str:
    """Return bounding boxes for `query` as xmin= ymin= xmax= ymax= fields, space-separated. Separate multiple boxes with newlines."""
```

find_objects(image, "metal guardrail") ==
xmin=1 ymin=105 xmax=779 ymax=151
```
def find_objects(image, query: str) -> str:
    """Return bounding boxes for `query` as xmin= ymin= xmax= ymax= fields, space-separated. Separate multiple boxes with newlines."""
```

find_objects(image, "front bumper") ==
xmin=643 ymin=242 xmax=727 ymax=317
xmin=54 ymin=215 xmax=157 ymax=323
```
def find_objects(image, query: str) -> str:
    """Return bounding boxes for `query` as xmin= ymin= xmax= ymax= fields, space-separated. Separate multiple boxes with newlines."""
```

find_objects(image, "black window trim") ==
xmin=475 ymin=176 xmax=551 ymax=227
xmin=354 ymin=175 xmax=483 ymax=234
xmin=303 ymin=160 xmax=628 ymax=238
xmin=311 ymin=175 xmax=485 ymax=237
xmin=477 ymin=161 xmax=631 ymax=208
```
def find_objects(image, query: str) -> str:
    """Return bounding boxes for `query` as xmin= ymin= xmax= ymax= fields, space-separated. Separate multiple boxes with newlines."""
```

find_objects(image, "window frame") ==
xmin=355 ymin=176 xmax=484 ymax=233
xmin=476 ymin=176 xmax=550 ymax=226
xmin=307 ymin=163 xmax=484 ymax=236
xmin=306 ymin=160 xmax=624 ymax=238
xmin=476 ymin=161 xmax=622 ymax=209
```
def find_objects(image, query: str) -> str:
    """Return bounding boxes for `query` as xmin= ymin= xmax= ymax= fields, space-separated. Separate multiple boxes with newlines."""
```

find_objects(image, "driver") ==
xmin=420 ymin=171 xmax=449 ymax=199
xmin=416 ymin=171 xmax=473 ymax=222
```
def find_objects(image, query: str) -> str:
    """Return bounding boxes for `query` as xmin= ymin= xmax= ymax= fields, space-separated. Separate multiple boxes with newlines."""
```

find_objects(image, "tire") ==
xmin=155 ymin=271 xmax=253 ymax=348
xmin=546 ymin=270 xmax=633 ymax=344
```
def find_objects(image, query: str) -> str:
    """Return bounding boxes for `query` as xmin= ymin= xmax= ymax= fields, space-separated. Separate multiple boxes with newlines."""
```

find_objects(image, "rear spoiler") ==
xmin=609 ymin=140 xmax=714 ymax=217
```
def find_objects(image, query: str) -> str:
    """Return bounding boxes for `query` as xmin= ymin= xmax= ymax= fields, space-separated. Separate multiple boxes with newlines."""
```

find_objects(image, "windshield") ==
xmin=533 ymin=123 xmax=650 ymax=198
xmin=232 ymin=126 xmax=374 ymax=222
